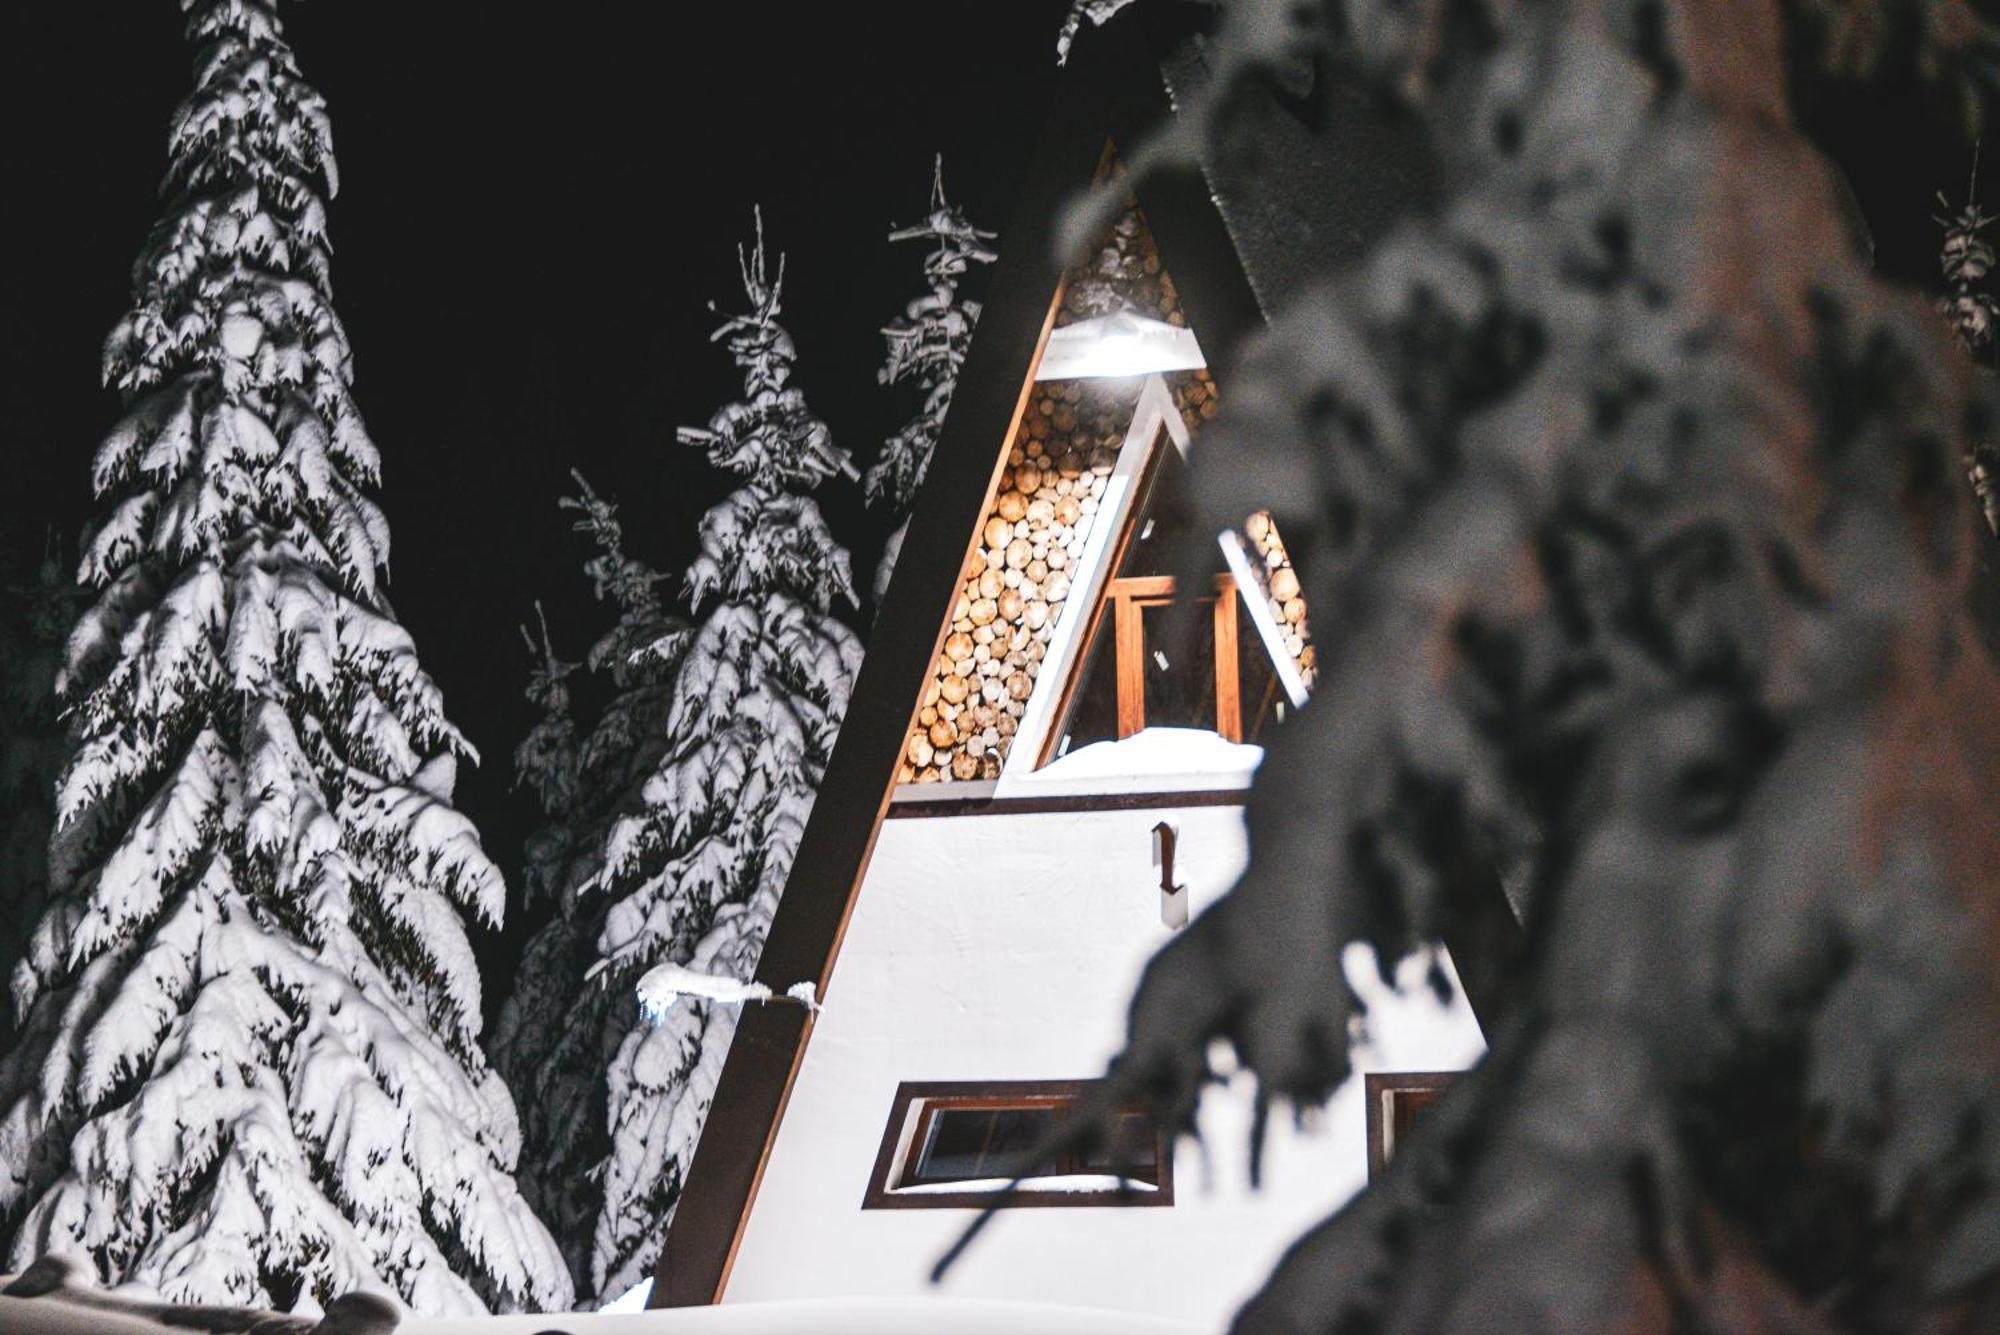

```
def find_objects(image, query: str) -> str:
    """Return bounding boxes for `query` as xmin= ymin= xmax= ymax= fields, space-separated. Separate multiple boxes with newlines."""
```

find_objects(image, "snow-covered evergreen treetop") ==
xmin=866 ymin=155 xmax=996 ymax=513
xmin=488 ymin=478 xmax=693 ymax=1303
xmin=0 ymin=0 xmax=567 ymax=1314
xmin=587 ymin=210 xmax=863 ymax=1300
xmin=512 ymin=605 xmax=582 ymax=906
xmin=560 ymin=471 xmax=683 ymax=689
xmin=680 ymin=214 xmax=853 ymax=495
xmin=1056 ymin=0 xmax=1142 ymax=63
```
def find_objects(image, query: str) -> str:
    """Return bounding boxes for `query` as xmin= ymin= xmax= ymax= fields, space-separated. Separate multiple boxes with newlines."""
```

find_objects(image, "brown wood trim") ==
xmin=704 ymin=1005 xmax=814 ymax=1304
xmin=1113 ymin=574 xmax=1176 ymax=599
xmin=1213 ymin=575 xmax=1241 ymax=742
xmin=1364 ymin=1071 xmax=1456 ymax=1182
xmin=861 ymin=1079 xmax=1174 ymax=1210
xmin=1108 ymin=572 xmax=1244 ymax=743
xmin=1113 ymin=587 xmax=1146 ymax=739
xmin=1114 ymin=573 xmax=1235 ymax=604
xmin=885 ymin=787 xmax=1248 ymax=819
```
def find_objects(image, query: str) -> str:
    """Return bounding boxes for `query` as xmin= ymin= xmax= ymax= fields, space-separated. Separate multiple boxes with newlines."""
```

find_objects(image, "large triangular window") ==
xmin=1036 ymin=428 xmax=1299 ymax=763
xmin=899 ymin=177 xmax=1317 ymax=788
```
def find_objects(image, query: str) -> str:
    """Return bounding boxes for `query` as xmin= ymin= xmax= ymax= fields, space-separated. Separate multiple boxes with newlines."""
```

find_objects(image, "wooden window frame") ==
xmin=1103 ymin=572 xmax=1243 ymax=743
xmin=1364 ymin=1071 xmax=1456 ymax=1181
xmin=862 ymin=1079 xmax=1175 ymax=1210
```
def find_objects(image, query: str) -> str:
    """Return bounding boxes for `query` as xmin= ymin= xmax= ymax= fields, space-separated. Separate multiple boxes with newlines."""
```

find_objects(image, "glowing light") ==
xmin=1035 ymin=312 xmax=1206 ymax=381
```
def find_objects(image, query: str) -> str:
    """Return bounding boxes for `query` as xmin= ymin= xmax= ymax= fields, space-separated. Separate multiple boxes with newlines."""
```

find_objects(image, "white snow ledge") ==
xmin=887 ymin=1174 xmax=1157 ymax=1195
xmin=892 ymin=728 xmax=1263 ymax=805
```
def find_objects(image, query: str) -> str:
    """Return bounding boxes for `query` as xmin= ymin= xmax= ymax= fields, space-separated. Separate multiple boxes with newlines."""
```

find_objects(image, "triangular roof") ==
xmin=649 ymin=9 xmax=1511 ymax=1308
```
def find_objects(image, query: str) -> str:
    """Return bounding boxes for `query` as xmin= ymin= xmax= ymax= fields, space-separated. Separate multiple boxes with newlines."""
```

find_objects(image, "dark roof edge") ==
xmin=1137 ymin=1 xmax=1444 ymax=313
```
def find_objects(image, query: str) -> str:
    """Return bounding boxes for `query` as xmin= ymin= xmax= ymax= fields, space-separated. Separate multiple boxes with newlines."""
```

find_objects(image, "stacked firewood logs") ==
xmin=901 ymin=378 xmax=1133 ymax=783
xmin=1054 ymin=196 xmax=1216 ymax=459
xmin=1245 ymin=510 xmax=1318 ymax=689
xmin=1172 ymin=369 xmax=1218 ymax=436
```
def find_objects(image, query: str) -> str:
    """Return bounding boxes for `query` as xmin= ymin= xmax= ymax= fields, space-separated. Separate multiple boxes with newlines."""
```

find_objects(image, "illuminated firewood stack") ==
xmin=903 ymin=380 xmax=1132 ymax=783
xmin=1245 ymin=510 xmax=1318 ymax=690
xmin=1056 ymin=196 xmax=1218 ymax=489
xmin=1171 ymin=369 xmax=1218 ymax=435
xmin=899 ymin=197 xmax=1244 ymax=785
xmin=1058 ymin=198 xmax=1173 ymax=325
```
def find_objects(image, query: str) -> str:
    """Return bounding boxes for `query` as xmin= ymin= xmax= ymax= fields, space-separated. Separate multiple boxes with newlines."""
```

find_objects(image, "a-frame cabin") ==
xmin=651 ymin=9 xmax=1498 ymax=1327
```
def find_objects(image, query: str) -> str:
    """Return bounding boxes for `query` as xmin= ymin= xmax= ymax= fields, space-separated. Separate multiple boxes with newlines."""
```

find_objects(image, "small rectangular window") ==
xmin=1365 ymin=1071 xmax=1455 ymax=1181
xmin=863 ymin=1080 xmax=1173 ymax=1209
xmin=909 ymin=1103 xmax=1060 ymax=1184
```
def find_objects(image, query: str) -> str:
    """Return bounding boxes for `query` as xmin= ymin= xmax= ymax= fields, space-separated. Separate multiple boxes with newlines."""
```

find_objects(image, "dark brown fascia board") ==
xmin=884 ymin=788 xmax=1248 ymax=820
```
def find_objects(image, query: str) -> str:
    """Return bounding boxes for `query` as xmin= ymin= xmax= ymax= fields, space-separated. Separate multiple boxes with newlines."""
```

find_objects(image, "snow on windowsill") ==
xmin=888 ymin=1174 xmax=1158 ymax=1196
xmin=890 ymin=728 xmax=1262 ymax=805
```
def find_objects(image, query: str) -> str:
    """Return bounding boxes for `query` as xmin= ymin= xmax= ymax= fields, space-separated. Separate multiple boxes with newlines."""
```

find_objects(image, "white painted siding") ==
xmin=722 ymin=795 xmax=1487 ymax=1328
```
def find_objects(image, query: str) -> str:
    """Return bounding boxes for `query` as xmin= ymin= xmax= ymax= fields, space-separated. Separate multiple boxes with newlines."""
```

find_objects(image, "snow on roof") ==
xmin=1008 ymin=725 xmax=1262 ymax=793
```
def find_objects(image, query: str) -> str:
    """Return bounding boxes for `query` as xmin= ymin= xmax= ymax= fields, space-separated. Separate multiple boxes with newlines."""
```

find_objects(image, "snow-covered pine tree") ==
xmin=0 ymin=0 xmax=568 ymax=1314
xmin=866 ymin=156 xmax=996 ymax=603
xmin=1936 ymin=151 xmax=2000 ymax=534
xmin=0 ymin=534 xmax=85 ymax=1037
xmin=589 ymin=210 xmax=863 ymax=1301
xmin=1056 ymin=0 xmax=1142 ymax=63
xmin=509 ymin=605 xmax=585 ymax=912
xmin=489 ymin=477 xmax=688 ymax=1304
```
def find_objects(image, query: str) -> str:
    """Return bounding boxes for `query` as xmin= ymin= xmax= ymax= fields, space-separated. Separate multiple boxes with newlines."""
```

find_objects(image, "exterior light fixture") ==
xmin=1035 ymin=311 xmax=1206 ymax=381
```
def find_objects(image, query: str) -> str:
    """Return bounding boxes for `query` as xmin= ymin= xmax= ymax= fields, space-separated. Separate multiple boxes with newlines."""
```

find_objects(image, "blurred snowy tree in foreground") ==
xmin=999 ymin=1 xmax=2000 ymax=1329
xmin=867 ymin=155 xmax=996 ymax=602
xmin=489 ymin=481 xmax=689 ymax=1305
xmin=587 ymin=210 xmax=863 ymax=1300
xmin=0 ymin=0 xmax=567 ymax=1314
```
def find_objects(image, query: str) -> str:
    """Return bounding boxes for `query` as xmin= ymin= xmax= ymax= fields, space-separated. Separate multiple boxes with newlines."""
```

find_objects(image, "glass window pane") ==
xmin=1137 ymin=598 xmax=1218 ymax=732
xmin=1237 ymin=600 xmax=1288 ymax=743
xmin=1077 ymin=1111 xmax=1162 ymax=1183
xmin=1055 ymin=610 xmax=1123 ymax=760
xmin=910 ymin=1105 xmax=1059 ymax=1183
xmin=1040 ymin=409 xmax=1299 ymax=764
xmin=1048 ymin=447 xmax=1212 ymax=758
xmin=1392 ymin=1086 xmax=1447 ymax=1152
xmin=1118 ymin=438 xmax=1195 ymax=580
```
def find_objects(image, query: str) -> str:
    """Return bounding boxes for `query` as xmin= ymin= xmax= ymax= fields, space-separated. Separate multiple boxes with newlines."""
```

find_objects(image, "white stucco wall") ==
xmin=721 ymin=771 xmax=1488 ymax=1328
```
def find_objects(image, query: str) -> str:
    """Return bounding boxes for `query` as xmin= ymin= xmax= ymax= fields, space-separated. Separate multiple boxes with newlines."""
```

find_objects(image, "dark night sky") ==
xmin=0 ymin=2 xmax=1069 ymax=995
xmin=0 ymin=4 xmax=1981 ymax=1006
